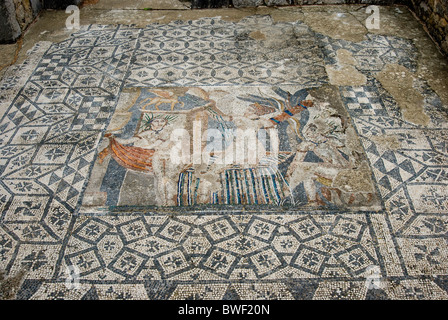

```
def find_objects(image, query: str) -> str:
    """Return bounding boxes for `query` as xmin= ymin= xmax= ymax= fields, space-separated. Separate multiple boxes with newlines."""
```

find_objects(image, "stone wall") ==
xmin=0 ymin=0 xmax=80 ymax=43
xmin=14 ymin=0 xmax=39 ymax=31
xmin=1 ymin=0 xmax=24 ymax=43
xmin=409 ymin=0 xmax=448 ymax=55
xmin=1 ymin=0 xmax=44 ymax=43
xmin=193 ymin=0 xmax=398 ymax=7
xmin=191 ymin=0 xmax=232 ymax=8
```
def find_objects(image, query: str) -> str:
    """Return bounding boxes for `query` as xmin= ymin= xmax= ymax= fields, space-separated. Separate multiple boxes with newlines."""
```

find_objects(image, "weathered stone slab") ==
xmin=191 ymin=0 xmax=231 ymax=8
xmin=0 ymin=0 xmax=21 ymax=43
xmin=409 ymin=0 xmax=448 ymax=55
xmin=233 ymin=0 xmax=265 ymax=7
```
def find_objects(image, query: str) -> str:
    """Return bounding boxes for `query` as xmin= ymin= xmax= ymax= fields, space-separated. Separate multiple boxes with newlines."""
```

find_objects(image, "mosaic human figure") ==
xmin=99 ymin=113 xmax=181 ymax=206
xmin=285 ymin=102 xmax=351 ymax=206
xmin=98 ymin=87 xmax=223 ymax=206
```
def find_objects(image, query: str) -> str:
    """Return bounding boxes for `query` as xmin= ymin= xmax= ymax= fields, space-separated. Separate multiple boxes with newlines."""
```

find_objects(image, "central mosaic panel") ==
xmin=80 ymin=85 xmax=381 ymax=214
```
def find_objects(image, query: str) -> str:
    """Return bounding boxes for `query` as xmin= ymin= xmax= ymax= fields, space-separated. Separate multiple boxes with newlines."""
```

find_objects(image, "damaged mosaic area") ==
xmin=0 ymin=8 xmax=448 ymax=300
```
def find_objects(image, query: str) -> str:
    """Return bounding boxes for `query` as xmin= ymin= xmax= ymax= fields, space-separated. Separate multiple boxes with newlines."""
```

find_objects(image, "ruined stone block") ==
xmin=265 ymin=0 xmax=292 ymax=6
xmin=232 ymin=0 xmax=264 ymax=7
xmin=0 ymin=0 xmax=21 ymax=43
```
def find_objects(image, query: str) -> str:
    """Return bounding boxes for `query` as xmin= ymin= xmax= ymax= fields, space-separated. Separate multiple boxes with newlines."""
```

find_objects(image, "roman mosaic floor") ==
xmin=0 ymin=3 xmax=448 ymax=300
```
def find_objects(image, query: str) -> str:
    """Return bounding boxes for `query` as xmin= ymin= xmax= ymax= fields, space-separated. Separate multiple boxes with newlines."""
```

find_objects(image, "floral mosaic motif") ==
xmin=420 ymin=187 xmax=448 ymax=210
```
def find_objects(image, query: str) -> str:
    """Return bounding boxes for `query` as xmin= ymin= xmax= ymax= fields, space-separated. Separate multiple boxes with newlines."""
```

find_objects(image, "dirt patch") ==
xmin=325 ymin=49 xmax=366 ymax=86
xmin=414 ymin=37 xmax=448 ymax=108
xmin=0 ymin=269 xmax=26 ymax=300
xmin=249 ymin=30 xmax=266 ymax=40
xmin=376 ymin=64 xmax=430 ymax=126
xmin=300 ymin=10 xmax=367 ymax=42
xmin=333 ymin=164 xmax=376 ymax=193
xmin=370 ymin=135 xmax=401 ymax=150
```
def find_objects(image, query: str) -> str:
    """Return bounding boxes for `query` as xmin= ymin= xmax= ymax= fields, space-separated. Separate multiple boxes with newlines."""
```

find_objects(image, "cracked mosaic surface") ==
xmin=0 ymin=14 xmax=448 ymax=300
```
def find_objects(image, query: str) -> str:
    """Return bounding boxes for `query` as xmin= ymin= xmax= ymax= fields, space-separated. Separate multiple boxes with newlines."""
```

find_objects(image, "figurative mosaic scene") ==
xmin=82 ymin=85 xmax=381 ymax=211
xmin=0 ymin=0 xmax=448 ymax=301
